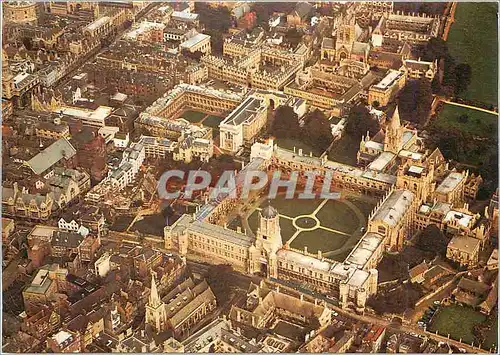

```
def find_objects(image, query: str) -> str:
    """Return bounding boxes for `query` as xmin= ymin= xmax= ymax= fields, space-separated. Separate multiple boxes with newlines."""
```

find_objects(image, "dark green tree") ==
xmin=271 ymin=105 xmax=301 ymax=139
xmin=345 ymin=104 xmax=380 ymax=140
xmin=303 ymin=109 xmax=334 ymax=152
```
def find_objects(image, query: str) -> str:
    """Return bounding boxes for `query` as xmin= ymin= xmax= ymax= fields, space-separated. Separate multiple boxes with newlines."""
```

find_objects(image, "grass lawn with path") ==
xmin=447 ymin=2 xmax=498 ymax=105
xmin=316 ymin=199 xmax=361 ymax=233
xmin=436 ymin=104 xmax=498 ymax=139
xmin=428 ymin=304 xmax=486 ymax=344
xmin=181 ymin=110 xmax=206 ymax=123
xmin=290 ymin=229 xmax=349 ymax=254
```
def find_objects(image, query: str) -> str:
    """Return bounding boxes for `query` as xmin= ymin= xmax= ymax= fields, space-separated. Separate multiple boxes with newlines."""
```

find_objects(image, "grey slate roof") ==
xmin=26 ymin=138 xmax=76 ymax=175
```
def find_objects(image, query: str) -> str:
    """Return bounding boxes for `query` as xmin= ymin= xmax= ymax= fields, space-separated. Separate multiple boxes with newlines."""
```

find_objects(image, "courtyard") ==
xmin=428 ymin=304 xmax=486 ymax=345
xmin=246 ymin=193 xmax=377 ymax=262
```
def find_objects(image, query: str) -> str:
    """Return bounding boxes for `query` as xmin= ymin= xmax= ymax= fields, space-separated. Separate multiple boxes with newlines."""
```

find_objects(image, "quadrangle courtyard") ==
xmin=245 ymin=193 xmax=377 ymax=262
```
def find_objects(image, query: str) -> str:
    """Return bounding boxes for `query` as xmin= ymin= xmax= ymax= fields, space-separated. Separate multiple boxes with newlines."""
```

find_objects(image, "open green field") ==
xmin=436 ymin=104 xmax=498 ymax=138
xmin=428 ymin=304 xmax=486 ymax=344
xmin=447 ymin=3 xmax=498 ymax=105
xmin=181 ymin=110 xmax=206 ymax=123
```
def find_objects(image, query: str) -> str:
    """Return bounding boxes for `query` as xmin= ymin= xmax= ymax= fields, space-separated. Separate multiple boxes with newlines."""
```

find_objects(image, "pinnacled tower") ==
xmin=145 ymin=274 xmax=167 ymax=333
xmin=256 ymin=203 xmax=283 ymax=278
xmin=2 ymin=48 xmax=14 ymax=100
xmin=384 ymin=106 xmax=404 ymax=154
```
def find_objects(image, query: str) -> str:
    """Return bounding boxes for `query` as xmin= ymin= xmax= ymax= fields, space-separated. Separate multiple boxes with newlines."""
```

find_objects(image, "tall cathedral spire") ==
xmin=384 ymin=105 xmax=403 ymax=154
xmin=149 ymin=273 xmax=161 ymax=308
xmin=390 ymin=105 xmax=401 ymax=131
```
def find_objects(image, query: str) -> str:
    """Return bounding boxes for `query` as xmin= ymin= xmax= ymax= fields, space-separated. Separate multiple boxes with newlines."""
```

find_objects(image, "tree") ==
xmin=285 ymin=28 xmax=302 ymax=48
xmin=181 ymin=49 xmax=204 ymax=61
xmin=398 ymin=78 xmax=433 ymax=125
xmin=458 ymin=114 xmax=469 ymax=123
xmin=303 ymin=109 xmax=334 ymax=152
xmin=205 ymin=264 xmax=233 ymax=305
xmin=196 ymin=3 xmax=233 ymax=54
xmin=345 ymin=104 xmax=380 ymax=140
xmin=422 ymin=37 xmax=449 ymax=62
xmin=271 ymin=105 xmax=301 ymax=139
xmin=453 ymin=63 xmax=472 ymax=96
xmin=415 ymin=225 xmax=448 ymax=256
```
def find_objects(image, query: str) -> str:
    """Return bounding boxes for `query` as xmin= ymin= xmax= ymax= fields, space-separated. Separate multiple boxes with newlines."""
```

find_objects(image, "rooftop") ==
xmin=26 ymin=138 xmax=76 ymax=175
xmin=180 ymin=33 xmax=210 ymax=49
xmin=220 ymin=96 xmax=266 ymax=127
xmin=435 ymin=172 xmax=465 ymax=195
xmin=448 ymin=235 xmax=481 ymax=252
xmin=371 ymin=189 xmax=414 ymax=227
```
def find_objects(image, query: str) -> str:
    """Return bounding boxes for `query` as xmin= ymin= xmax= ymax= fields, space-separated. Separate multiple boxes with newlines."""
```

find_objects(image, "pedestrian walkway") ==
xmin=441 ymin=100 xmax=498 ymax=115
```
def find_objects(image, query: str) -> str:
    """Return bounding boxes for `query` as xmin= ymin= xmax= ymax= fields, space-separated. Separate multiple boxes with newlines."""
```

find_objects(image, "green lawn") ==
xmin=316 ymin=200 xmax=361 ymax=233
xmin=259 ymin=195 xmax=322 ymax=217
xmin=328 ymin=135 xmax=360 ymax=166
xmin=181 ymin=110 xmax=206 ymax=123
xmin=447 ymin=3 xmax=498 ymax=105
xmin=484 ymin=312 xmax=498 ymax=351
xmin=346 ymin=195 xmax=378 ymax=218
xmin=428 ymin=304 xmax=486 ymax=344
xmin=436 ymin=104 xmax=498 ymax=139
xmin=290 ymin=229 xmax=348 ymax=254
xmin=202 ymin=115 xmax=223 ymax=128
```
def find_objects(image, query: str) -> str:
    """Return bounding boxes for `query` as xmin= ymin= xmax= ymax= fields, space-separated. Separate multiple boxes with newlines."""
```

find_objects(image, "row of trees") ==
xmin=271 ymin=106 xmax=334 ymax=152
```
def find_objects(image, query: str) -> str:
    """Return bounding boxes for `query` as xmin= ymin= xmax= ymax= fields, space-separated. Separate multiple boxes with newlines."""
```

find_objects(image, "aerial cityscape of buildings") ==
xmin=1 ymin=1 xmax=498 ymax=353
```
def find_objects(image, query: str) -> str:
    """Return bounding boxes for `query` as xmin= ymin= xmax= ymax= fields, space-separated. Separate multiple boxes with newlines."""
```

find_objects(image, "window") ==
xmin=378 ymin=226 xmax=386 ymax=235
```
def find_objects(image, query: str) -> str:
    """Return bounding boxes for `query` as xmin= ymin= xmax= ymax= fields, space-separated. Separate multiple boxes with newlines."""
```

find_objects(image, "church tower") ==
xmin=256 ymin=203 xmax=282 ymax=278
xmin=335 ymin=13 xmax=358 ymax=61
xmin=257 ymin=204 xmax=282 ymax=253
xmin=145 ymin=274 xmax=167 ymax=333
xmin=384 ymin=106 xmax=404 ymax=154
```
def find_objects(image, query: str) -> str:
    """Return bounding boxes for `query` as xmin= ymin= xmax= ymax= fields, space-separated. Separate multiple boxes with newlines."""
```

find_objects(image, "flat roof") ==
xmin=448 ymin=235 xmax=480 ymax=252
xmin=435 ymin=172 xmax=465 ymax=195
xmin=180 ymin=33 xmax=210 ymax=49
xmin=444 ymin=210 xmax=474 ymax=228
xmin=368 ymin=151 xmax=395 ymax=172
xmin=372 ymin=69 xmax=403 ymax=90
xmin=220 ymin=96 xmax=265 ymax=127
xmin=345 ymin=232 xmax=384 ymax=268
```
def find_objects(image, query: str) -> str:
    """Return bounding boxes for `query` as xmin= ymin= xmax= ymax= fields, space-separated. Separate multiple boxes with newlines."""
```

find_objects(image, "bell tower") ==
xmin=257 ymin=203 xmax=282 ymax=253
